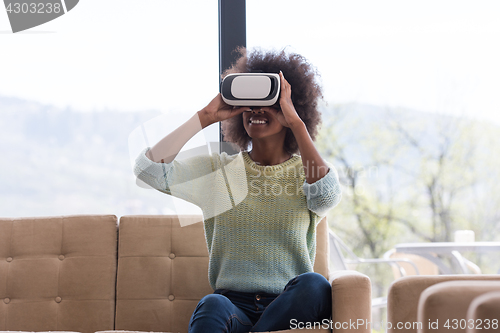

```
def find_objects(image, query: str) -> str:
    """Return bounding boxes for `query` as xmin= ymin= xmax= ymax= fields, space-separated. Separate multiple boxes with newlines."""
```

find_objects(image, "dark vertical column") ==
xmin=218 ymin=0 xmax=246 ymax=154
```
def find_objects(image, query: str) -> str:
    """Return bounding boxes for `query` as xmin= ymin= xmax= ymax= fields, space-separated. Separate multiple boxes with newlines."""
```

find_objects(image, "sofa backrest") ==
xmin=115 ymin=215 xmax=329 ymax=333
xmin=0 ymin=215 xmax=118 ymax=333
xmin=314 ymin=216 xmax=330 ymax=279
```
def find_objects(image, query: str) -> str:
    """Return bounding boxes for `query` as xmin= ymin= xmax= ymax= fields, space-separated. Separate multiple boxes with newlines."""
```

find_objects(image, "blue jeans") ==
xmin=188 ymin=272 xmax=332 ymax=333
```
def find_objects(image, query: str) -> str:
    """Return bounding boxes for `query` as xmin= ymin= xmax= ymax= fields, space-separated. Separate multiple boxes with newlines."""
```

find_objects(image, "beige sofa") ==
xmin=418 ymin=280 xmax=500 ymax=333
xmin=0 ymin=215 xmax=372 ymax=333
xmin=387 ymin=275 xmax=500 ymax=333
xmin=466 ymin=290 xmax=500 ymax=333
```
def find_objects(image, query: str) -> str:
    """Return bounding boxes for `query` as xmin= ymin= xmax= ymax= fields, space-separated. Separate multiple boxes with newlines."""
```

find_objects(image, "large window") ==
xmin=0 ymin=0 xmax=218 ymax=217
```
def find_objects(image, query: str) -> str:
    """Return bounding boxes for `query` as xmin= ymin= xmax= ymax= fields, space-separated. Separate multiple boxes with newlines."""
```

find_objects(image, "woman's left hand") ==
xmin=262 ymin=71 xmax=303 ymax=128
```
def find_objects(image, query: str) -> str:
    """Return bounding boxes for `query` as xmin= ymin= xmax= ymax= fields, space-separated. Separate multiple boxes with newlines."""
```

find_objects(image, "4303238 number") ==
xmin=6 ymin=2 xmax=62 ymax=14
xmin=444 ymin=318 xmax=499 ymax=330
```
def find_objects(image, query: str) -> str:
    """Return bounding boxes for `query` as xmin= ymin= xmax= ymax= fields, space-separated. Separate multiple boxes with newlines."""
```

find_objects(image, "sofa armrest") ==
xmin=417 ymin=281 xmax=500 ymax=333
xmin=330 ymin=270 xmax=372 ymax=333
xmin=466 ymin=291 xmax=500 ymax=333
xmin=387 ymin=275 xmax=500 ymax=333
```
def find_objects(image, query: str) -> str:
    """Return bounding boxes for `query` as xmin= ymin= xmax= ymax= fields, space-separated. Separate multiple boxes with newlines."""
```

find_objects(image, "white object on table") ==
xmin=455 ymin=230 xmax=475 ymax=243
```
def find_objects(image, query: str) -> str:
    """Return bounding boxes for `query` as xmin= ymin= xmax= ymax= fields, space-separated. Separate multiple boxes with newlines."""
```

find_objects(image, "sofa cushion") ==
xmin=0 ymin=215 xmax=118 ymax=333
xmin=115 ymin=215 xmax=211 ymax=333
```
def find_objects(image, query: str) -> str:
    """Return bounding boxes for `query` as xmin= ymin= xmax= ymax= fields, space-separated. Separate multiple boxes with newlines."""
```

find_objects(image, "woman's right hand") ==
xmin=198 ymin=94 xmax=246 ymax=128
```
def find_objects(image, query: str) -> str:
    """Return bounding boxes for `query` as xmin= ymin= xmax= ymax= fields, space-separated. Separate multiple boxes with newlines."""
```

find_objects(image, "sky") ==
xmin=1 ymin=0 xmax=500 ymax=124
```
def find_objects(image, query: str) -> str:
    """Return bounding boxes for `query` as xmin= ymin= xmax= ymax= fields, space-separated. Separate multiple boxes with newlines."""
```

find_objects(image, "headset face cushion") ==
xmin=221 ymin=73 xmax=280 ymax=106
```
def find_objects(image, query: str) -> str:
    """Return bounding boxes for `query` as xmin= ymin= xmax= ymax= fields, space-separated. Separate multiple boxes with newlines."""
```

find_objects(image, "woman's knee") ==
xmin=297 ymin=272 xmax=330 ymax=286
xmin=190 ymin=293 xmax=253 ymax=333
xmin=294 ymin=272 xmax=331 ymax=297
xmin=196 ymin=293 xmax=233 ymax=311
xmin=190 ymin=294 xmax=233 ymax=331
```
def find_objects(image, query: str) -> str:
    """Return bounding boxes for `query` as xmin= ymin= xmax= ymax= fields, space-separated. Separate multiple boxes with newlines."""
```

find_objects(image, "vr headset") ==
xmin=220 ymin=73 xmax=280 ymax=106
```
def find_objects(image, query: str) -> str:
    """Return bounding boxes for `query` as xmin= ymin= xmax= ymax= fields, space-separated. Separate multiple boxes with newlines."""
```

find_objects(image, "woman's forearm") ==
xmin=289 ymin=120 xmax=329 ymax=184
xmin=146 ymin=111 xmax=212 ymax=163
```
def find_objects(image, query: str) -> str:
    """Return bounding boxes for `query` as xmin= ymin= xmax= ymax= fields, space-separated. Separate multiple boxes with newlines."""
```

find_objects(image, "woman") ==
xmin=134 ymin=48 xmax=342 ymax=332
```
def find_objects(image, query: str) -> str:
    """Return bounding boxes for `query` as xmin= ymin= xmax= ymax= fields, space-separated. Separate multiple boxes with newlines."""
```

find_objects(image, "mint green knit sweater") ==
xmin=134 ymin=148 xmax=341 ymax=294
